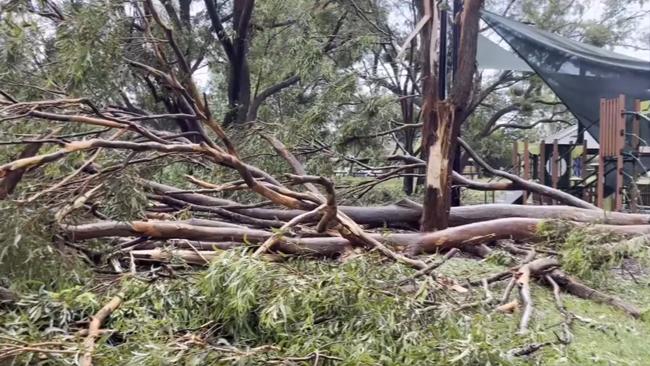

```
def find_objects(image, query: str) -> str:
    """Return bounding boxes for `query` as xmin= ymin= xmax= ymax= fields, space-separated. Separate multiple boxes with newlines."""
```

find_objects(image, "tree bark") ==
xmin=420 ymin=0 xmax=484 ymax=231
xmin=408 ymin=217 xmax=650 ymax=254
xmin=418 ymin=0 xmax=442 ymax=230
xmin=548 ymin=270 xmax=641 ymax=317
xmin=0 ymin=141 xmax=44 ymax=199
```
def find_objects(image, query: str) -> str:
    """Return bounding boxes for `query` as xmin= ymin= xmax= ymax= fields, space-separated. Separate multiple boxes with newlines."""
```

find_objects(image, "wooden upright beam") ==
xmin=630 ymin=99 xmax=641 ymax=212
xmin=597 ymin=98 xmax=606 ymax=208
xmin=616 ymin=153 xmax=624 ymax=211
xmin=551 ymin=139 xmax=559 ymax=205
xmin=551 ymin=139 xmax=559 ymax=188
xmin=512 ymin=141 xmax=519 ymax=176
xmin=633 ymin=99 xmax=641 ymax=153
xmin=581 ymin=139 xmax=588 ymax=202
xmin=538 ymin=140 xmax=546 ymax=204
xmin=615 ymin=95 xmax=626 ymax=211
xmin=523 ymin=140 xmax=530 ymax=204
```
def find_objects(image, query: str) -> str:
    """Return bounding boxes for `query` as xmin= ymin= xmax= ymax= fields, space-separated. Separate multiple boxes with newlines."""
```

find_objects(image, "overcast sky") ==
xmin=586 ymin=0 xmax=650 ymax=61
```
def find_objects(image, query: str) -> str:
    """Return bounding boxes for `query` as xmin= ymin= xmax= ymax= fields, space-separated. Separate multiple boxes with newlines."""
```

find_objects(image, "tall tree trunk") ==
xmin=225 ymin=0 xmax=254 ymax=125
xmin=400 ymin=93 xmax=416 ymax=195
xmin=205 ymin=0 xmax=254 ymax=126
xmin=418 ymin=0 xmax=443 ymax=230
xmin=419 ymin=0 xmax=483 ymax=231
xmin=179 ymin=0 xmax=192 ymax=30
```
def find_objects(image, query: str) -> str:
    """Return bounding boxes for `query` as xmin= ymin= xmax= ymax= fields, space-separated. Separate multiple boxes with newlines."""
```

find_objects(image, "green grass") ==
xmin=438 ymin=257 xmax=650 ymax=365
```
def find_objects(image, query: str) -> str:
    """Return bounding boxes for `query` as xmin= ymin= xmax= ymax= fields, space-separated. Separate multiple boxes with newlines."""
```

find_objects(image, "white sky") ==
xmin=585 ymin=0 xmax=650 ymax=61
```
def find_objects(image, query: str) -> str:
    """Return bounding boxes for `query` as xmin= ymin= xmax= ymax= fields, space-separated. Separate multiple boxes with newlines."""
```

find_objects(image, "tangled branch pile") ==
xmin=3 ymin=72 xmax=650 ymax=364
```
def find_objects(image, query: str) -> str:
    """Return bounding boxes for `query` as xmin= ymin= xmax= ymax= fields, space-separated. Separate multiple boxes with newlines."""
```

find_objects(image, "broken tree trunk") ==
xmin=420 ymin=0 xmax=483 ymax=231
xmin=0 ymin=129 xmax=61 ymax=199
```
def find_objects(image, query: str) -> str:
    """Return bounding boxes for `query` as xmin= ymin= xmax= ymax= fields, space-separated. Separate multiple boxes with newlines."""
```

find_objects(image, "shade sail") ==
xmin=481 ymin=10 xmax=650 ymax=142
xmin=477 ymin=34 xmax=532 ymax=72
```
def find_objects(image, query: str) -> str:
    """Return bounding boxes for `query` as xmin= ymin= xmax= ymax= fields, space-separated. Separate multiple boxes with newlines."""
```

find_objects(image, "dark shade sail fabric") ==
xmin=481 ymin=11 xmax=650 ymax=143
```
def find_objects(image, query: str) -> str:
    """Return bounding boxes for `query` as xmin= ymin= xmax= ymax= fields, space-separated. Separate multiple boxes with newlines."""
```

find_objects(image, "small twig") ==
xmin=500 ymin=277 xmax=516 ymax=304
xmin=252 ymin=205 xmax=324 ymax=257
xmin=545 ymin=274 xmax=573 ymax=344
xmin=508 ymin=341 xmax=553 ymax=357
xmin=399 ymin=248 xmax=460 ymax=285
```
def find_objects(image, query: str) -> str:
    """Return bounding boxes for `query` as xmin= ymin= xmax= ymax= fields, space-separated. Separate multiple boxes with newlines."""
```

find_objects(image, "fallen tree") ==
xmin=1 ymin=4 xmax=648 ymax=362
xmin=2 ymin=1 xmax=650 ymax=365
xmin=2 ymin=91 xmax=646 ymax=322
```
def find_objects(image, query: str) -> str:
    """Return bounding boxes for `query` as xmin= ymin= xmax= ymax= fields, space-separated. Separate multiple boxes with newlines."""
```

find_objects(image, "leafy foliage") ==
xmin=3 ymin=250 xmax=650 ymax=365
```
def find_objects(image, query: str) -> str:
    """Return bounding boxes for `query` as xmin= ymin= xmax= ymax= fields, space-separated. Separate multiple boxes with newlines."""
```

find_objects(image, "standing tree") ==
xmin=418 ymin=0 xmax=483 ymax=230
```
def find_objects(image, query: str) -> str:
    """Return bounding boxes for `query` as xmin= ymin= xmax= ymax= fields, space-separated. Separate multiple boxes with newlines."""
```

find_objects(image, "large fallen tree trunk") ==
xmin=65 ymin=217 xmax=650 ymax=258
xmin=63 ymin=220 xmax=424 ymax=256
xmin=144 ymin=181 xmax=650 ymax=227
xmin=449 ymin=204 xmax=650 ymax=226
xmin=407 ymin=218 xmax=650 ymax=255
xmin=408 ymin=218 xmax=541 ymax=255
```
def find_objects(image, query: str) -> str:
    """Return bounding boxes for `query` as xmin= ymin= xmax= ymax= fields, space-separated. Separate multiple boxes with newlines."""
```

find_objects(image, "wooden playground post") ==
xmin=616 ymin=153 xmax=624 ymax=211
xmin=551 ymin=139 xmax=559 ymax=189
xmin=538 ymin=140 xmax=546 ymax=205
xmin=581 ymin=140 xmax=587 ymax=180
xmin=581 ymin=140 xmax=588 ymax=202
xmin=512 ymin=141 xmax=519 ymax=176
xmin=633 ymin=99 xmax=641 ymax=152
xmin=523 ymin=140 xmax=530 ymax=204
xmin=597 ymin=98 xmax=606 ymax=208
xmin=615 ymin=95 xmax=626 ymax=211
xmin=630 ymin=99 xmax=642 ymax=212
xmin=551 ymin=139 xmax=559 ymax=204
xmin=597 ymin=155 xmax=605 ymax=208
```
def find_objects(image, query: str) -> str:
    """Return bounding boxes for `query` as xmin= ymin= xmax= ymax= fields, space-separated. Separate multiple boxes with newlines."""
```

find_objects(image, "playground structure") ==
xmin=509 ymin=95 xmax=650 ymax=212
xmin=469 ymin=11 xmax=650 ymax=212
